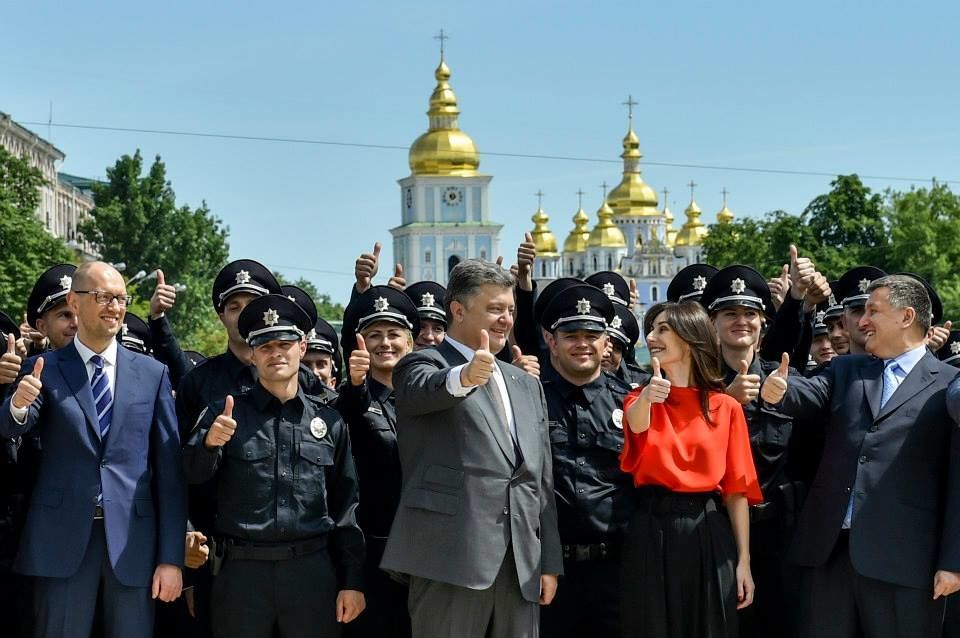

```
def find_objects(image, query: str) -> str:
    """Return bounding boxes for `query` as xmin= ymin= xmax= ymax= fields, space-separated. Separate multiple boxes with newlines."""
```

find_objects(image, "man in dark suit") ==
xmin=381 ymin=259 xmax=562 ymax=638
xmin=760 ymin=274 xmax=960 ymax=638
xmin=1 ymin=261 xmax=187 ymax=638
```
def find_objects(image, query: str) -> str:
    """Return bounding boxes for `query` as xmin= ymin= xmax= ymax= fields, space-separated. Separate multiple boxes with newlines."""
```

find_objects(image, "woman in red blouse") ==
xmin=620 ymin=301 xmax=763 ymax=638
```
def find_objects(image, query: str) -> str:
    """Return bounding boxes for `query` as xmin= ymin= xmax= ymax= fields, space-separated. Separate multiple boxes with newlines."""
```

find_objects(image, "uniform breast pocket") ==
xmin=757 ymin=406 xmax=793 ymax=452
xmin=548 ymin=421 xmax=568 ymax=448
xmin=298 ymin=440 xmax=334 ymax=495
xmin=225 ymin=438 xmax=274 ymax=500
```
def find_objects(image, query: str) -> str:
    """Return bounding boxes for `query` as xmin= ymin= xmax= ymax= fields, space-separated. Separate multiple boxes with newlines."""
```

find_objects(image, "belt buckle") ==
xmin=93 ymin=504 xmax=105 ymax=520
xmin=575 ymin=545 xmax=590 ymax=561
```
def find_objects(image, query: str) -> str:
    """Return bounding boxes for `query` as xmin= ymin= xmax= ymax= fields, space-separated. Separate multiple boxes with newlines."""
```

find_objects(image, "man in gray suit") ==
xmin=381 ymin=259 xmax=562 ymax=638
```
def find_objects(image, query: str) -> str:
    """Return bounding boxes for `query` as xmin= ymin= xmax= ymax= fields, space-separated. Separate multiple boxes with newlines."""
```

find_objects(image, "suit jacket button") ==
xmin=100 ymin=460 xmax=107 ymax=467
xmin=502 ymin=507 xmax=509 ymax=515
xmin=859 ymin=455 xmax=867 ymax=464
xmin=869 ymin=426 xmax=878 ymax=432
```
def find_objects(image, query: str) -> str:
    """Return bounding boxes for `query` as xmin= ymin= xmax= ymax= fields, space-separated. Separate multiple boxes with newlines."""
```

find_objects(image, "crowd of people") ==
xmin=2 ymin=234 xmax=960 ymax=638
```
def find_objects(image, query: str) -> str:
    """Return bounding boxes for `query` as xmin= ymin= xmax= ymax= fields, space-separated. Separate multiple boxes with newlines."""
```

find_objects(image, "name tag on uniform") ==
xmin=367 ymin=406 xmax=383 ymax=416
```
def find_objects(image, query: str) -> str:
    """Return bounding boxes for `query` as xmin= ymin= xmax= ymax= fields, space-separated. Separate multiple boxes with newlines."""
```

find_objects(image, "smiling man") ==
xmin=382 ymin=259 xmax=562 ymax=638
xmin=2 ymin=261 xmax=187 ymax=637
xmin=761 ymin=274 xmax=960 ymax=638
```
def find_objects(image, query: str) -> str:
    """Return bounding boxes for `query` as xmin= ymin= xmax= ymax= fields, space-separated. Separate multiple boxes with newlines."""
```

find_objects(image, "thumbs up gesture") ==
xmin=788 ymin=245 xmax=816 ymax=300
xmin=0 ymin=334 xmax=23 ymax=385
xmin=629 ymin=279 xmax=638 ymax=310
xmin=11 ymin=357 xmax=44 ymax=409
xmin=641 ymin=358 xmax=671 ymax=404
xmin=149 ymin=269 xmax=178 ymax=319
xmin=767 ymin=264 xmax=790 ymax=311
xmin=349 ymin=334 xmax=371 ymax=386
xmin=204 ymin=396 xmax=237 ymax=449
xmin=461 ymin=329 xmax=496 ymax=387
xmin=354 ymin=242 xmax=381 ymax=294
xmin=726 ymin=359 xmax=762 ymax=405
xmin=387 ymin=263 xmax=407 ymax=291
xmin=760 ymin=353 xmax=790 ymax=404
xmin=511 ymin=345 xmax=541 ymax=379
xmin=516 ymin=232 xmax=536 ymax=291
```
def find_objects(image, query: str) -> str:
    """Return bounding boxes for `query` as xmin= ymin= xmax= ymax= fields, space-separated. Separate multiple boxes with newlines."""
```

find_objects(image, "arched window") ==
xmin=448 ymin=255 xmax=460 ymax=273
xmin=568 ymin=259 xmax=574 ymax=274
xmin=480 ymin=249 xmax=487 ymax=260
xmin=593 ymin=256 xmax=598 ymax=271
xmin=651 ymin=285 xmax=659 ymax=302
xmin=541 ymin=262 xmax=547 ymax=277
xmin=424 ymin=249 xmax=432 ymax=264
xmin=607 ymin=255 xmax=613 ymax=270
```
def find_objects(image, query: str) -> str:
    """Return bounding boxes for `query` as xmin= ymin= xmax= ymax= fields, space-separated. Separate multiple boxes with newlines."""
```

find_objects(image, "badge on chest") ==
xmin=310 ymin=417 xmax=328 ymax=439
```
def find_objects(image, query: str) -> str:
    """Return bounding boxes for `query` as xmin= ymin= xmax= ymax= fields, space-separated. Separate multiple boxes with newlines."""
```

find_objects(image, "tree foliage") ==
xmin=0 ymin=146 xmax=74 ymax=317
xmin=79 ymin=150 xmax=229 ymax=349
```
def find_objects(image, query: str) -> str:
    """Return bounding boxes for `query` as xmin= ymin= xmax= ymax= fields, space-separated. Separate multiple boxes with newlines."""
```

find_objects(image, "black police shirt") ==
xmin=543 ymin=371 xmax=634 ymax=544
xmin=183 ymin=384 xmax=363 ymax=589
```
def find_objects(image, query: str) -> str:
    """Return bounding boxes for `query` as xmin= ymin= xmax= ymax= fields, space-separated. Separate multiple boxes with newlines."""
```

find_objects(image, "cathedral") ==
xmin=391 ymin=47 xmax=735 ymax=318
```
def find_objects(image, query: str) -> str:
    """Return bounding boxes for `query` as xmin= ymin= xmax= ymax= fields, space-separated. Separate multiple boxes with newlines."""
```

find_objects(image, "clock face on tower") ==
xmin=443 ymin=186 xmax=464 ymax=206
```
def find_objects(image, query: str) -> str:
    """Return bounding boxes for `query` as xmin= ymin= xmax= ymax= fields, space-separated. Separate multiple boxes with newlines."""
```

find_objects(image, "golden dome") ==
xmin=588 ymin=201 xmax=627 ymax=248
xmin=409 ymin=58 xmax=480 ymax=176
xmin=530 ymin=207 xmax=559 ymax=255
xmin=563 ymin=208 xmax=591 ymax=253
xmin=674 ymin=199 xmax=708 ymax=247
xmin=607 ymin=120 xmax=659 ymax=216
xmin=717 ymin=205 xmax=734 ymax=224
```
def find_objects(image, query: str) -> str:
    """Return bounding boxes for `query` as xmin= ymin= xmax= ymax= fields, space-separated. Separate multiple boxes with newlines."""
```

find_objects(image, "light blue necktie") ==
xmin=843 ymin=360 xmax=901 ymax=529
xmin=90 ymin=355 xmax=113 ymax=438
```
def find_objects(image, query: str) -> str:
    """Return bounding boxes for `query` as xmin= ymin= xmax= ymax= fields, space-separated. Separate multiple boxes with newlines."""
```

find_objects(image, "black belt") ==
xmin=634 ymin=486 xmax=720 ymax=515
xmin=93 ymin=505 xmax=104 ymax=520
xmin=223 ymin=535 xmax=327 ymax=561
xmin=563 ymin=542 xmax=621 ymax=562
xmin=750 ymin=501 xmax=779 ymax=523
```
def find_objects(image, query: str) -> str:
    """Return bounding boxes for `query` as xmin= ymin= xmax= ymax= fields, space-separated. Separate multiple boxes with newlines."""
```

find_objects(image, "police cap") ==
xmin=938 ymin=330 xmax=960 ymax=368
xmin=608 ymin=302 xmax=640 ymax=349
xmin=238 ymin=294 xmax=313 ymax=347
xmin=533 ymin=278 xmax=582 ymax=327
xmin=834 ymin=266 xmax=886 ymax=309
xmin=0 ymin=311 xmax=21 ymax=343
xmin=584 ymin=271 xmax=629 ymax=306
xmin=119 ymin=312 xmax=152 ymax=355
xmin=27 ymin=263 xmax=77 ymax=328
xmin=307 ymin=318 xmax=339 ymax=355
xmin=667 ymin=264 xmax=718 ymax=304
xmin=539 ymin=283 xmax=614 ymax=333
xmin=405 ymin=281 xmax=447 ymax=327
xmin=281 ymin=285 xmax=319 ymax=327
xmin=212 ymin=259 xmax=282 ymax=313
xmin=699 ymin=265 xmax=772 ymax=315
xmin=350 ymin=285 xmax=418 ymax=334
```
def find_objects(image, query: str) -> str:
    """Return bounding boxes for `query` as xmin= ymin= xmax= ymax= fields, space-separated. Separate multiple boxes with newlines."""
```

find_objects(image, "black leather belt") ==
xmin=562 ymin=542 xmax=620 ymax=562
xmin=224 ymin=535 xmax=327 ymax=561
xmin=750 ymin=501 xmax=779 ymax=523
xmin=635 ymin=486 xmax=720 ymax=515
xmin=93 ymin=505 xmax=105 ymax=520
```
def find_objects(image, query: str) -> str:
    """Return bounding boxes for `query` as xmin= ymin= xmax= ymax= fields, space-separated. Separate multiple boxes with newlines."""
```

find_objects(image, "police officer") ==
xmin=0 ymin=311 xmax=26 ymax=637
xmin=666 ymin=263 xmax=718 ymax=304
xmin=282 ymin=284 xmax=343 ymax=393
xmin=339 ymin=285 xmax=419 ymax=638
xmin=183 ymin=294 xmax=365 ymax=637
xmin=807 ymin=302 xmax=837 ymax=369
xmin=822 ymin=285 xmax=849 ymax=356
xmin=24 ymin=263 xmax=78 ymax=353
xmin=700 ymin=265 xmax=804 ymax=638
xmin=833 ymin=265 xmax=887 ymax=355
xmin=305 ymin=319 xmax=341 ymax=390
xmin=118 ymin=312 xmax=153 ymax=356
xmin=537 ymin=283 xmax=634 ymax=637
xmin=585 ymin=270 xmax=631 ymax=308
xmin=602 ymin=302 xmax=648 ymax=388
xmin=939 ymin=330 xmax=960 ymax=368
xmin=146 ymin=269 xmax=197 ymax=390
xmin=404 ymin=280 xmax=447 ymax=349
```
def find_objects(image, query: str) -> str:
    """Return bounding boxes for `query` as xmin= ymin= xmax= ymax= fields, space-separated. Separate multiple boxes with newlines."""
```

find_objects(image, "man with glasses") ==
xmin=1 ymin=261 xmax=187 ymax=637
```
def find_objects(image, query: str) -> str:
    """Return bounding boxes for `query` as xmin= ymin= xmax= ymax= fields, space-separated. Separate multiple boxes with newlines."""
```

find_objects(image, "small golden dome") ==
xmin=607 ymin=122 xmax=659 ymax=217
xmin=674 ymin=199 xmax=708 ymax=247
xmin=563 ymin=208 xmax=591 ymax=253
xmin=588 ymin=201 xmax=627 ymax=248
xmin=409 ymin=58 xmax=480 ymax=176
xmin=530 ymin=208 xmax=559 ymax=255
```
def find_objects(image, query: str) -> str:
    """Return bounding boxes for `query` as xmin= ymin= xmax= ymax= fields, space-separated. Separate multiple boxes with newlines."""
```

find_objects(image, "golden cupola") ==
xmin=716 ymin=189 xmax=734 ymax=224
xmin=563 ymin=207 xmax=591 ymax=253
xmin=606 ymin=99 xmax=659 ymax=217
xmin=674 ymin=197 xmax=708 ymax=247
xmin=588 ymin=200 xmax=627 ymax=248
xmin=530 ymin=206 xmax=559 ymax=255
xmin=408 ymin=55 xmax=480 ymax=176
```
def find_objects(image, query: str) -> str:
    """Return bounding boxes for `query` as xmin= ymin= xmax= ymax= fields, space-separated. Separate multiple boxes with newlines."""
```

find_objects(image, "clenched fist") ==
xmin=204 ymin=396 xmax=237 ymax=449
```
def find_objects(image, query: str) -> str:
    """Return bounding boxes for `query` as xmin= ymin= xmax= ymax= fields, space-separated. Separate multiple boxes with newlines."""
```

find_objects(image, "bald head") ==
xmin=68 ymin=261 xmax=128 ymax=350
xmin=71 ymin=261 xmax=124 ymax=292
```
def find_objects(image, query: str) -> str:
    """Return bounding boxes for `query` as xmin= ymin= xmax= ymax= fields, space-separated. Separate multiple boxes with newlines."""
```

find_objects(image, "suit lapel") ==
xmin=58 ymin=344 xmax=100 ymax=441
xmin=500 ymin=363 xmax=534 ymax=467
xmin=860 ymin=357 xmax=883 ymax=420
xmin=876 ymin=352 xmax=938 ymax=422
xmin=110 ymin=347 xmax=141 ymax=444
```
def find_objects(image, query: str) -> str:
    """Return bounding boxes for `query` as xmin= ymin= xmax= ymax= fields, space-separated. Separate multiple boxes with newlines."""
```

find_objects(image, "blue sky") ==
xmin=4 ymin=1 xmax=959 ymax=303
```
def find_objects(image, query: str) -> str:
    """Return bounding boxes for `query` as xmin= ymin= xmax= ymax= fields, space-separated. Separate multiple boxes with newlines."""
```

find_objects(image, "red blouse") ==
xmin=620 ymin=386 xmax=763 ymax=504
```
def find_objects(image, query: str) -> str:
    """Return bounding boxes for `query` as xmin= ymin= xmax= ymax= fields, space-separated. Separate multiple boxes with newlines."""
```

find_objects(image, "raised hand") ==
xmin=354 ymin=242 xmax=381 ymax=294
xmin=767 ymin=264 xmax=789 ymax=311
xmin=150 ymin=269 xmax=178 ymax=319
xmin=460 ymin=329 xmax=496 ymax=387
xmin=387 ymin=264 xmax=406 ymax=291
xmin=629 ymin=279 xmax=638 ymax=310
xmin=511 ymin=344 xmax=540 ymax=379
xmin=927 ymin=320 xmax=953 ymax=352
xmin=349 ymin=335 xmax=371 ymax=386
xmin=204 ymin=396 xmax=237 ymax=449
xmin=804 ymin=272 xmax=832 ymax=311
xmin=516 ymin=232 xmax=536 ymax=291
xmin=11 ymin=357 xmax=43 ymax=409
xmin=0 ymin=334 xmax=22 ymax=385
xmin=788 ymin=245 xmax=816 ymax=300
xmin=760 ymin=353 xmax=790 ymax=404
xmin=726 ymin=359 xmax=761 ymax=405
xmin=642 ymin=358 xmax=671 ymax=404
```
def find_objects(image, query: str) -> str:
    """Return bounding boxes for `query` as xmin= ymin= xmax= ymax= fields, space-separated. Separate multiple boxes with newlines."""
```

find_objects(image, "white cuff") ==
xmin=446 ymin=365 xmax=474 ymax=397
xmin=10 ymin=403 xmax=28 ymax=424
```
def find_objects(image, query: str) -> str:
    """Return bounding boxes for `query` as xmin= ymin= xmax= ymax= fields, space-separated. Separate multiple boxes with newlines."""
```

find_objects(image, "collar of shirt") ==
xmin=367 ymin=376 xmax=394 ymax=403
xmin=552 ymin=370 xmax=606 ymax=404
xmin=73 ymin=337 xmax=118 ymax=369
xmin=443 ymin=334 xmax=476 ymax=364
xmin=251 ymin=382 xmax=307 ymax=415
xmin=888 ymin=343 xmax=928 ymax=377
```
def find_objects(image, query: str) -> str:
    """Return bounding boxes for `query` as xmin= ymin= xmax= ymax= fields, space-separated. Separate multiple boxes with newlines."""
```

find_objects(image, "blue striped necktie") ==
xmin=90 ymin=355 xmax=113 ymax=437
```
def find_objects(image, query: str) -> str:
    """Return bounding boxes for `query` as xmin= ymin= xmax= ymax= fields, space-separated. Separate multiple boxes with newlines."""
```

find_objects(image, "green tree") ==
xmin=0 ymin=146 xmax=74 ymax=317
xmin=272 ymin=272 xmax=345 ymax=321
xmin=79 ymin=150 xmax=229 ymax=349
xmin=702 ymin=212 xmax=812 ymax=278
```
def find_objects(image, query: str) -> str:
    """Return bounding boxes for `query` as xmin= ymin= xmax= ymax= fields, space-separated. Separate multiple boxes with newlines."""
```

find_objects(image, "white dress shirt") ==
xmin=443 ymin=335 xmax=516 ymax=438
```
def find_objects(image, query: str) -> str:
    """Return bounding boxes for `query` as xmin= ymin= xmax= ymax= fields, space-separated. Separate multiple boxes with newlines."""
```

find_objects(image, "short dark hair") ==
xmin=867 ymin=275 xmax=931 ymax=335
xmin=445 ymin=259 xmax=514 ymax=314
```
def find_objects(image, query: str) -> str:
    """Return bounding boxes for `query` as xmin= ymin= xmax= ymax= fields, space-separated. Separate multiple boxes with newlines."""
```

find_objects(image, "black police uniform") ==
xmin=536 ymin=284 xmax=635 ymax=637
xmin=608 ymin=302 xmax=649 ymax=388
xmin=148 ymin=314 xmax=195 ymax=390
xmin=183 ymin=294 xmax=364 ymax=638
xmin=701 ymin=266 xmax=804 ymax=638
xmin=337 ymin=286 xmax=418 ymax=638
xmin=513 ymin=278 xmax=583 ymax=384
xmin=118 ymin=312 xmax=152 ymax=355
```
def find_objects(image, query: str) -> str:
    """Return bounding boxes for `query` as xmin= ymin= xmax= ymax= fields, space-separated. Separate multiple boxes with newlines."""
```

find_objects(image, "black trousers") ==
xmin=738 ymin=518 xmax=791 ymax=638
xmin=211 ymin=548 xmax=340 ymax=638
xmin=343 ymin=538 xmax=410 ymax=638
xmin=540 ymin=554 xmax=621 ymax=637
xmin=621 ymin=488 xmax=738 ymax=638
xmin=799 ymin=531 xmax=944 ymax=638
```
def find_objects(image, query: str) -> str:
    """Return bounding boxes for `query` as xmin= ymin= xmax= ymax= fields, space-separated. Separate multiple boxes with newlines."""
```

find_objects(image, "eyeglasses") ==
xmin=73 ymin=290 xmax=133 ymax=307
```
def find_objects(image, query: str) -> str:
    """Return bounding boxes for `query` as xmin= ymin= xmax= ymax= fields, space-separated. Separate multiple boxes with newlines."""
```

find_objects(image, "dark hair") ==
xmin=444 ymin=259 xmax=515 ymax=315
xmin=645 ymin=301 xmax=726 ymax=424
xmin=867 ymin=274 xmax=932 ymax=335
